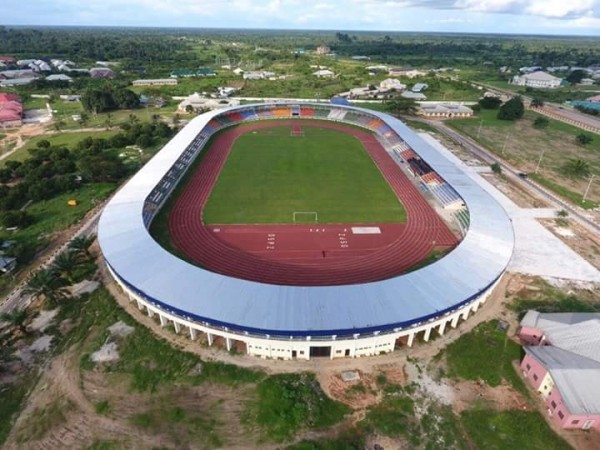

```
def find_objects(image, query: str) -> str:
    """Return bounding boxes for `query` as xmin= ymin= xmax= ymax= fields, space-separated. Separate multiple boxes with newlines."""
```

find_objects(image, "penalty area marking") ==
xmin=293 ymin=211 xmax=318 ymax=223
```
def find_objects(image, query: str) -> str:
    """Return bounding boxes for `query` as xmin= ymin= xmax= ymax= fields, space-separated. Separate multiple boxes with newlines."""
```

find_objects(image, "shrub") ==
xmin=497 ymin=97 xmax=525 ymax=120
xmin=533 ymin=117 xmax=549 ymax=129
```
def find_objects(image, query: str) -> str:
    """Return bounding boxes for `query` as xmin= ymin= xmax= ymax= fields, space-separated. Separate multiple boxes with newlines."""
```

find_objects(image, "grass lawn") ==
xmin=461 ymin=410 xmax=571 ymax=450
xmin=1 ymin=130 xmax=117 ymax=167
xmin=204 ymin=125 xmax=406 ymax=224
xmin=447 ymin=109 xmax=600 ymax=206
xmin=443 ymin=320 xmax=528 ymax=396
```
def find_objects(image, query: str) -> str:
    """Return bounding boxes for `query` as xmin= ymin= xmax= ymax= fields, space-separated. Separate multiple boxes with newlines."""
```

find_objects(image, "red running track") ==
xmin=168 ymin=120 xmax=459 ymax=286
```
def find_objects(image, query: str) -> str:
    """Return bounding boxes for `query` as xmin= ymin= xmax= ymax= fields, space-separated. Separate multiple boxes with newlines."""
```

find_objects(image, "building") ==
xmin=579 ymin=78 xmax=595 ymax=86
xmin=0 ymin=93 xmax=23 ymax=128
xmin=352 ymin=56 xmax=370 ymax=60
xmin=0 ymin=69 xmax=36 ymax=80
xmin=518 ymin=311 xmax=600 ymax=430
xmin=313 ymin=69 xmax=334 ymax=78
xmin=177 ymin=92 xmax=240 ymax=112
xmin=171 ymin=69 xmax=215 ymax=78
xmin=379 ymin=78 xmax=406 ymax=92
xmin=0 ymin=256 xmax=17 ymax=273
xmin=0 ymin=56 xmax=16 ymax=64
xmin=98 ymin=103 xmax=514 ymax=361
xmin=388 ymin=68 xmax=427 ymax=78
xmin=316 ymin=44 xmax=331 ymax=55
xmin=412 ymin=83 xmax=429 ymax=93
xmin=45 ymin=74 xmax=73 ymax=82
xmin=401 ymin=91 xmax=427 ymax=100
xmin=511 ymin=71 xmax=562 ymax=89
xmin=90 ymin=67 xmax=116 ymax=79
xmin=419 ymin=104 xmax=473 ymax=118
xmin=132 ymin=78 xmax=178 ymax=86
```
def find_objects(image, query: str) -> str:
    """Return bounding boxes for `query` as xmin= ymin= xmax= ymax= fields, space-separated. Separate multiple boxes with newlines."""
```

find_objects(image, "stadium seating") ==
xmin=300 ymin=107 xmax=314 ymax=117
xmin=429 ymin=183 xmax=463 ymax=208
xmin=455 ymin=208 xmax=470 ymax=232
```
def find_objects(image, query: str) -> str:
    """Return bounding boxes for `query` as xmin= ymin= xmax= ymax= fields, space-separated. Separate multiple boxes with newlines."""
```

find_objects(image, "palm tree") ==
xmin=128 ymin=114 xmax=139 ymax=126
xmin=104 ymin=112 xmax=113 ymax=130
xmin=1 ymin=309 xmax=29 ymax=334
xmin=53 ymin=119 xmax=65 ymax=132
xmin=52 ymin=250 xmax=80 ymax=284
xmin=563 ymin=159 xmax=591 ymax=179
xmin=79 ymin=112 xmax=89 ymax=127
xmin=69 ymin=234 xmax=95 ymax=258
xmin=22 ymin=268 xmax=68 ymax=305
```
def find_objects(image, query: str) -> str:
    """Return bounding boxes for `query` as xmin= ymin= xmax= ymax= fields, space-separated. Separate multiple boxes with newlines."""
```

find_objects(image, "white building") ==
xmin=46 ymin=74 xmax=73 ymax=82
xmin=419 ymin=104 xmax=473 ymax=118
xmin=379 ymin=78 xmax=406 ymax=92
xmin=313 ymin=69 xmax=334 ymax=78
xmin=132 ymin=78 xmax=178 ymax=86
xmin=511 ymin=71 xmax=562 ymax=89
xmin=401 ymin=91 xmax=427 ymax=100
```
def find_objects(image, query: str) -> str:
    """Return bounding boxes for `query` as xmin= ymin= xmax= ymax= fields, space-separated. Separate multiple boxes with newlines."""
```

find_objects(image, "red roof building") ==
xmin=0 ymin=56 xmax=16 ymax=64
xmin=0 ymin=93 xmax=23 ymax=127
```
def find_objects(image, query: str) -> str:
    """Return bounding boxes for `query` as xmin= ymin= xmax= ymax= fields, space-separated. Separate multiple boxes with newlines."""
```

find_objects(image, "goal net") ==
xmin=293 ymin=211 xmax=318 ymax=223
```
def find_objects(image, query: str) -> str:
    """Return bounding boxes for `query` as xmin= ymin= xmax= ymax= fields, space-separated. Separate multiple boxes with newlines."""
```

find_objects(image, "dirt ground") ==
xmin=482 ymin=172 xmax=549 ymax=208
xmin=540 ymin=218 xmax=600 ymax=271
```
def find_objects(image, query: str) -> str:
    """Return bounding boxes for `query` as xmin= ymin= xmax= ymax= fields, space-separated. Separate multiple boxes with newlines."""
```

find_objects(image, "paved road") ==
xmin=425 ymin=120 xmax=600 ymax=235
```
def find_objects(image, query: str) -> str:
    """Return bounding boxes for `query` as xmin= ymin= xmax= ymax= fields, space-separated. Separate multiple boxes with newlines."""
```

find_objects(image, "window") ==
xmin=551 ymin=401 xmax=557 ymax=409
xmin=533 ymin=374 xmax=538 ymax=381
xmin=526 ymin=364 xmax=531 ymax=370
xmin=572 ymin=420 xmax=580 ymax=425
xmin=558 ymin=411 xmax=564 ymax=420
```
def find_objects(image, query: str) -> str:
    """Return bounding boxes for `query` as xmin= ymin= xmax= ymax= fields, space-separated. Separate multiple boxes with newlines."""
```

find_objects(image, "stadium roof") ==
xmin=98 ymin=103 xmax=514 ymax=337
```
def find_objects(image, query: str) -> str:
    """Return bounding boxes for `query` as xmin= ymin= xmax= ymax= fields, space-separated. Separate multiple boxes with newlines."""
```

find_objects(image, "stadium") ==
xmin=98 ymin=103 xmax=515 ymax=360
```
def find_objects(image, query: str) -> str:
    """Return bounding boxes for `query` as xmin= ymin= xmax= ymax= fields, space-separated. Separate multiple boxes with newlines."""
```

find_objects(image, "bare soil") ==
xmin=540 ymin=218 xmax=600 ymax=271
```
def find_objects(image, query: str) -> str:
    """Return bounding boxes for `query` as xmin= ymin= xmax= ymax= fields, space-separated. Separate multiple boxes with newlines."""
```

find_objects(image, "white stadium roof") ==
xmin=98 ymin=103 xmax=514 ymax=337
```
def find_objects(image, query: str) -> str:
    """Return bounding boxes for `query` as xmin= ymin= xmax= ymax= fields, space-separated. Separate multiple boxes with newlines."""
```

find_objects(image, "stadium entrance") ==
xmin=310 ymin=346 xmax=332 ymax=358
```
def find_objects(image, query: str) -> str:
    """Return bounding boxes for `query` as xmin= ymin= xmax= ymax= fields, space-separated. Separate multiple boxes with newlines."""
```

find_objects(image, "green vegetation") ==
xmin=447 ymin=108 xmax=600 ymax=205
xmin=2 ymin=131 xmax=116 ymax=167
xmin=248 ymin=373 xmax=350 ymax=442
xmin=15 ymin=398 xmax=73 ymax=443
xmin=533 ymin=116 xmax=549 ymax=129
xmin=0 ymin=375 xmax=35 ymax=444
xmin=204 ymin=126 xmax=406 ymax=224
xmin=497 ymin=97 xmax=524 ymax=121
xmin=461 ymin=410 xmax=571 ymax=450
xmin=576 ymin=133 xmax=593 ymax=146
xmin=443 ymin=321 xmax=527 ymax=395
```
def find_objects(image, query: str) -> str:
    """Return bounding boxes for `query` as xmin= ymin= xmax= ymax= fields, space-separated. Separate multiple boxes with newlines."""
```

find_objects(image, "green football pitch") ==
xmin=203 ymin=126 xmax=406 ymax=224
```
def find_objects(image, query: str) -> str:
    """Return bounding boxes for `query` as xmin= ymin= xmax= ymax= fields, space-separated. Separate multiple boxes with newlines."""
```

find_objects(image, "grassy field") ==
xmin=447 ymin=109 xmax=600 ymax=206
xmin=461 ymin=410 xmax=571 ymax=450
xmin=204 ymin=125 xmax=406 ymax=224
xmin=1 ymin=130 xmax=117 ymax=167
xmin=443 ymin=320 xmax=528 ymax=396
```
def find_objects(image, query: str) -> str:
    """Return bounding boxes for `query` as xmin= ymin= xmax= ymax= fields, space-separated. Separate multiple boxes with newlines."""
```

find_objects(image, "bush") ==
xmin=490 ymin=162 xmax=502 ymax=174
xmin=533 ymin=117 xmax=549 ymax=129
xmin=497 ymin=97 xmax=525 ymax=121
xmin=576 ymin=133 xmax=593 ymax=145
xmin=478 ymin=96 xmax=502 ymax=110
xmin=1 ymin=210 xmax=34 ymax=229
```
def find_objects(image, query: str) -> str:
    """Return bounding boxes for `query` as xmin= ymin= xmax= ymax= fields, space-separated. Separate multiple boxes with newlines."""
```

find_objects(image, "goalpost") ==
xmin=293 ymin=211 xmax=318 ymax=223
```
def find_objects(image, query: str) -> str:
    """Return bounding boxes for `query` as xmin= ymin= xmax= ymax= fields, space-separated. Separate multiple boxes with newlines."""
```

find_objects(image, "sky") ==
xmin=2 ymin=0 xmax=600 ymax=36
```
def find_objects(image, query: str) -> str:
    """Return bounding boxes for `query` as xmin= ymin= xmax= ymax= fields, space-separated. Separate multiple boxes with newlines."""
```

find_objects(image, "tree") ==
xmin=79 ymin=112 xmax=89 ymax=127
xmin=185 ymin=104 xmax=194 ymax=114
xmin=22 ymin=268 xmax=68 ymax=305
xmin=69 ymin=234 xmax=95 ymax=258
xmin=53 ymin=119 xmax=65 ymax=132
xmin=563 ymin=158 xmax=591 ymax=179
xmin=576 ymin=133 xmax=593 ymax=145
xmin=497 ymin=97 xmax=524 ymax=121
xmin=36 ymin=139 xmax=51 ymax=149
xmin=566 ymin=69 xmax=585 ymax=85
xmin=128 ymin=114 xmax=139 ymax=126
xmin=172 ymin=113 xmax=181 ymax=127
xmin=1 ymin=309 xmax=29 ymax=334
xmin=104 ymin=112 xmax=113 ymax=130
xmin=533 ymin=117 xmax=549 ymax=129
xmin=0 ymin=210 xmax=34 ymax=229
xmin=530 ymin=97 xmax=545 ymax=108
xmin=490 ymin=162 xmax=502 ymax=174
xmin=478 ymin=96 xmax=502 ymax=110
xmin=385 ymin=98 xmax=417 ymax=116
xmin=52 ymin=250 xmax=81 ymax=284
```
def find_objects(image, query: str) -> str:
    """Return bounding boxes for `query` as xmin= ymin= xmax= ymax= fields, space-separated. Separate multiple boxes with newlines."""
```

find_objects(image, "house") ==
xmin=352 ymin=56 xmax=370 ymax=60
xmin=419 ymin=104 xmax=473 ymax=118
xmin=177 ymin=92 xmax=240 ymax=112
xmin=511 ymin=71 xmax=562 ymax=89
xmin=0 ymin=78 xmax=35 ymax=87
xmin=217 ymin=87 xmax=237 ymax=97
xmin=518 ymin=311 xmax=600 ymax=431
xmin=313 ymin=69 xmax=334 ymax=78
xmin=170 ymin=69 xmax=215 ymax=78
xmin=0 ymin=93 xmax=23 ymax=128
xmin=0 ymin=69 xmax=36 ymax=80
xmin=0 ymin=56 xmax=16 ymax=64
xmin=90 ymin=67 xmax=116 ymax=79
xmin=388 ymin=67 xmax=427 ymax=78
xmin=197 ymin=68 xmax=216 ymax=77
xmin=379 ymin=78 xmax=406 ymax=92
xmin=411 ymin=83 xmax=429 ymax=93
xmin=316 ymin=44 xmax=331 ymax=55
xmin=0 ymin=256 xmax=17 ymax=273
xmin=366 ymin=65 xmax=389 ymax=73
xmin=401 ymin=91 xmax=427 ymax=100
xmin=579 ymin=78 xmax=595 ymax=86
xmin=45 ymin=74 xmax=73 ymax=82
xmin=232 ymin=67 xmax=244 ymax=76
xmin=132 ymin=78 xmax=178 ymax=86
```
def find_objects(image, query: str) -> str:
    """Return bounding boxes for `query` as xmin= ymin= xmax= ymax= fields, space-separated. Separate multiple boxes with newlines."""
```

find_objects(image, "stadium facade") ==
xmin=98 ymin=103 xmax=515 ymax=360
